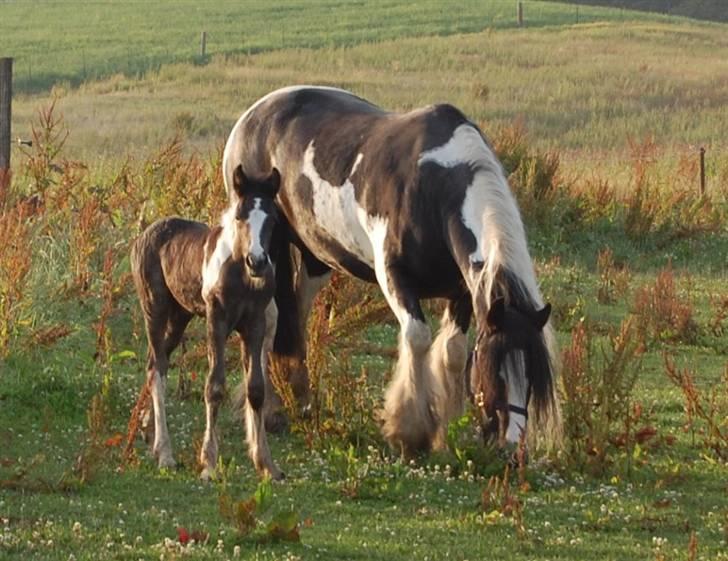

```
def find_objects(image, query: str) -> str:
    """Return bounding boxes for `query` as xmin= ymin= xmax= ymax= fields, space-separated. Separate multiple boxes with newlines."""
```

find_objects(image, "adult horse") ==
xmin=223 ymin=86 xmax=559 ymax=457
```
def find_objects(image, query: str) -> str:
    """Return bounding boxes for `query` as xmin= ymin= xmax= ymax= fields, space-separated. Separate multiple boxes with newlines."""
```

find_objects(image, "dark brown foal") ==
xmin=131 ymin=165 xmax=283 ymax=480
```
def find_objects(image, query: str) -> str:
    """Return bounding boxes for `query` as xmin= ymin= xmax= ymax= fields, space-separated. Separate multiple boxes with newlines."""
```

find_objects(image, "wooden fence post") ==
xmin=0 ymin=57 xmax=13 ymax=191
xmin=517 ymin=1 xmax=524 ymax=27
xmin=200 ymin=31 xmax=207 ymax=58
xmin=699 ymin=147 xmax=706 ymax=196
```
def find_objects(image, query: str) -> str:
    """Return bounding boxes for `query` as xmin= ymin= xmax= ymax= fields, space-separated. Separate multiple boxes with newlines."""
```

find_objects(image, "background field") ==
xmin=0 ymin=1 xmax=726 ymax=560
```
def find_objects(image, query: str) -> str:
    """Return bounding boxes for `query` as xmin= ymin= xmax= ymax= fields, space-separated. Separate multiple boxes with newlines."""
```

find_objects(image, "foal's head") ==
xmin=230 ymin=165 xmax=281 ymax=278
xmin=469 ymin=297 xmax=553 ymax=449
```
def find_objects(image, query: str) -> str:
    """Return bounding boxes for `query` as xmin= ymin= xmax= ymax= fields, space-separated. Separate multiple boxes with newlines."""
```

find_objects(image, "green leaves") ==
xmin=218 ymin=475 xmax=302 ymax=543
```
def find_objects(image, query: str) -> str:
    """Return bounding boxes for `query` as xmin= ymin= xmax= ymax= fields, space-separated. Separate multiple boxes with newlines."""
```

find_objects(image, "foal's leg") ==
xmin=240 ymin=320 xmax=284 ymax=480
xmin=430 ymin=295 xmax=472 ymax=450
xmin=260 ymin=300 xmax=282 ymax=428
xmin=144 ymin=309 xmax=176 ymax=469
xmin=374 ymin=261 xmax=439 ymax=456
xmin=199 ymin=301 xmax=228 ymax=481
xmin=140 ymin=306 xmax=192 ymax=453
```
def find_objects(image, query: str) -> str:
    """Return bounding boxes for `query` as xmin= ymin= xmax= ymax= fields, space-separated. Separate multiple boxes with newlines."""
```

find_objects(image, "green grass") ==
xmin=2 ymin=0 xmax=670 ymax=94
xmin=1 ymin=3 xmax=727 ymax=560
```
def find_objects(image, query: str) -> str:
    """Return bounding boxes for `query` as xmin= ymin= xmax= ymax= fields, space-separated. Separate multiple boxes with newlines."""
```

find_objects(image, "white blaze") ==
xmin=247 ymin=198 xmax=267 ymax=260
xmin=504 ymin=352 xmax=529 ymax=444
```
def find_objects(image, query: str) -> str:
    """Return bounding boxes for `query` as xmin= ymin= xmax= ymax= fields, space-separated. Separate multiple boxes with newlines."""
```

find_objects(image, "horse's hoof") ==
xmin=199 ymin=467 xmax=215 ymax=482
xmin=157 ymin=455 xmax=176 ymax=470
xmin=268 ymin=468 xmax=285 ymax=482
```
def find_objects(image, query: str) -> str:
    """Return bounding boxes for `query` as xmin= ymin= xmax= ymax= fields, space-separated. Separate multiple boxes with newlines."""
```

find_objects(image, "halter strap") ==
xmin=508 ymin=404 xmax=529 ymax=419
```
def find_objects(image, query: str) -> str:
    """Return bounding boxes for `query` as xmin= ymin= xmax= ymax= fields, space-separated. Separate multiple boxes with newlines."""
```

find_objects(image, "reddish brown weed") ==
xmin=663 ymin=355 xmax=727 ymax=461
xmin=632 ymin=266 xmax=698 ymax=346
xmin=561 ymin=317 xmax=644 ymax=472
xmin=596 ymin=246 xmax=631 ymax=305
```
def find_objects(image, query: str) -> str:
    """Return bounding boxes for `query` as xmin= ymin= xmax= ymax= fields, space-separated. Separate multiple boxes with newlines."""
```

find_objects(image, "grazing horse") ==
xmin=131 ymin=165 xmax=283 ymax=480
xmin=223 ymin=86 xmax=559 ymax=457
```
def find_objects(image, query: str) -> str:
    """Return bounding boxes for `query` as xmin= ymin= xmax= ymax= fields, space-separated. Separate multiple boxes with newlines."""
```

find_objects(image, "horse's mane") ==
xmin=467 ymin=143 xmax=562 ymax=448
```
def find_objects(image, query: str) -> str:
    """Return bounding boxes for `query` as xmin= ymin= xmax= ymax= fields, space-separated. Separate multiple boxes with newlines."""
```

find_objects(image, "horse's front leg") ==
xmin=374 ymin=261 xmax=439 ymax=457
xmin=240 ymin=318 xmax=284 ymax=481
xmin=200 ymin=301 xmax=228 ymax=481
xmin=430 ymin=294 xmax=472 ymax=451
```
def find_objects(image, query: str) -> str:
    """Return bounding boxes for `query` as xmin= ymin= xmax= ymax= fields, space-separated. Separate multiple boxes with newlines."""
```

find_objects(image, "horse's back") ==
xmin=132 ymin=217 xmax=209 ymax=314
xmin=226 ymin=86 xmax=492 ymax=289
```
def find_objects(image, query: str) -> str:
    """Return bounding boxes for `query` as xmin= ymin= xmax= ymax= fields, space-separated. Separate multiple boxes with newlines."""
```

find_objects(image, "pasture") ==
xmin=1 ymin=1 xmax=726 ymax=560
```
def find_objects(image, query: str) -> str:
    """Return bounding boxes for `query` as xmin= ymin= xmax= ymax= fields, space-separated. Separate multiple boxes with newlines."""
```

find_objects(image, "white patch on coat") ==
xmin=223 ymin=85 xmax=354 ymax=198
xmin=418 ymin=124 xmax=543 ymax=309
xmin=302 ymin=142 xmax=373 ymax=264
xmin=202 ymin=206 xmax=236 ymax=298
xmin=247 ymin=198 xmax=267 ymax=260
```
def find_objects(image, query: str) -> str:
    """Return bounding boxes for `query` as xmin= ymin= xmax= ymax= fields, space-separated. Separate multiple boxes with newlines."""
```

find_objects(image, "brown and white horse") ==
xmin=224 ymin=86 xmax=560 ymax=457
xmin=131 ymin=165 xmax=283 ymax=479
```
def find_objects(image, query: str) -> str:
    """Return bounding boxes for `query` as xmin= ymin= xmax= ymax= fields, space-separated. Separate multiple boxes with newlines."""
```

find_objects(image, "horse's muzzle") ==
xmin=246 ymin=253 xmax=270 ymax=277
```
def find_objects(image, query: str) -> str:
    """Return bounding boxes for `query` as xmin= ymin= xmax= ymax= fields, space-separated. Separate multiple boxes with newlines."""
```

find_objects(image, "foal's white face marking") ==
xmin=301 ymin=142 xmax=373 ymax=265
xmin=247 ymin=198 xmax=268 ymax=261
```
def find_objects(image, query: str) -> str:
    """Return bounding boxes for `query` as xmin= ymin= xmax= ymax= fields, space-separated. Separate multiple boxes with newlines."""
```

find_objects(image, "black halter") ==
xmin=468 ymin=345 xmax=531 ymax=420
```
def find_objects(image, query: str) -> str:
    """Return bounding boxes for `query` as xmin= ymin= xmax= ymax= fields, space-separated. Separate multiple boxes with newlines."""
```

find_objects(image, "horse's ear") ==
xmin=268 ymin=167 xmax=281 ymax=196
xmin=232 ymin=165 xmax=247 ymax=197
xmin=486 ymin=297 xmax=505 ymax=333
xmin=532 ymin=303 xmax=551 ymax=330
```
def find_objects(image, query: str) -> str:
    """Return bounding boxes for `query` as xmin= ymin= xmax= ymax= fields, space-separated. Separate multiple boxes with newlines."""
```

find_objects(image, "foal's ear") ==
xmin=232 ymin=164 xmax=248 ymax=198
xmin=268 ymin=167 xmax=281 ymax=196
xmin=486 ymin=297 xmax=506 ymax=333
xmin=532 ymin=303 xmax=551 ymax=330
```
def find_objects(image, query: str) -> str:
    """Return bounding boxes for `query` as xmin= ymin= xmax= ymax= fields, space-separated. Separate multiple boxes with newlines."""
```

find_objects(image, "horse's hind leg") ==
xmin=430 ymin=295 xmax=472 ymax=450
xmin=143 ymin=306 xmax=176 ymax=469
xmin=140 ymin=305 xmax=191 ymax=456
xmin=269 ymin=244 xmax=330 ymax=429
xmin=240 ymin=321 xmax=284 ymax=481
xmin=374 ymin=258 xmax=438 ymax=456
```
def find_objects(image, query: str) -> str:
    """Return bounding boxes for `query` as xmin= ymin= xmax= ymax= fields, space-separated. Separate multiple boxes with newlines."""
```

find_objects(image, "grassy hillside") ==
xmin=2 ymin=0 xmax=664 ymax=94
xmin=10 ymin=19 xmax=728 ymax=177
xmin=554 ymin=0 xmax=728 ymax=23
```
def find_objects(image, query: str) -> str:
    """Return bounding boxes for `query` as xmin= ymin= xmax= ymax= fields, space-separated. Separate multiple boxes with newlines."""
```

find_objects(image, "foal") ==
xmin=131 ymin=165 xmax=283 ymax=480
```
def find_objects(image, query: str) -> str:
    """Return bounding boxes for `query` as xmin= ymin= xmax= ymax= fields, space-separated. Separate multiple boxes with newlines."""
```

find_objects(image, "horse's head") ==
xmin=469 ymin=296 xmax=553 ymax=451
xmin=230 ymin=165 xmax=280 ymax=278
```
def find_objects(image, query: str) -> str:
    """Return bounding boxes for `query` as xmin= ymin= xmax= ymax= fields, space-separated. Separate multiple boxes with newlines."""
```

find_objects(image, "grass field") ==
xmin=1 ymin=0 xmax=668 ymax=94
xmin=1 ymin=1 xmax=727 ymax=560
